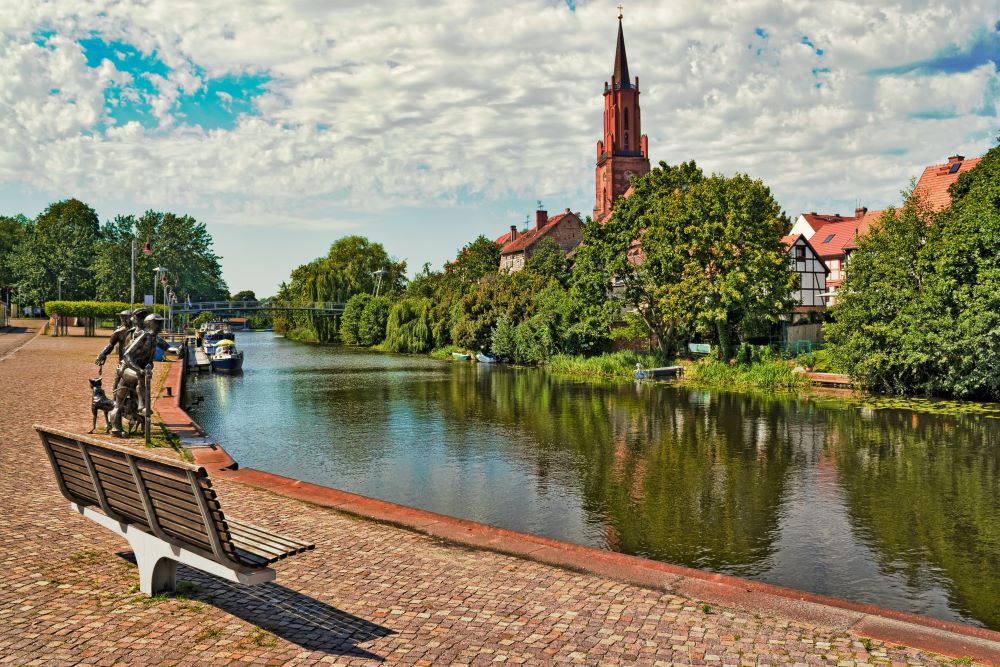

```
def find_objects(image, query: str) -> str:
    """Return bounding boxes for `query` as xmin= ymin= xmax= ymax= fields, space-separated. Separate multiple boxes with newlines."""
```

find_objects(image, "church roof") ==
xmin=613 ymin=19 xmax=631 ymax=88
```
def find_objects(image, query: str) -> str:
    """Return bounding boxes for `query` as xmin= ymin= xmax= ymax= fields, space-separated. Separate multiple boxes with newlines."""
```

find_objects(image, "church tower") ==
xmin=594 ymin=11 xmax=650 ymax=222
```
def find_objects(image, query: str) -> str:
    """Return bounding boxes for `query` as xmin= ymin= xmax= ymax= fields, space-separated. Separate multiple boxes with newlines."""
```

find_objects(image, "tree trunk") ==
xmin=716 ymin=317 xmax=736 ymax=361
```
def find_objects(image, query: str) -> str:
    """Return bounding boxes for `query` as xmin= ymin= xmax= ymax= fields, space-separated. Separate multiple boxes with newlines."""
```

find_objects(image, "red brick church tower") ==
xmin=594 ymin=11 xmax=650 ymax=222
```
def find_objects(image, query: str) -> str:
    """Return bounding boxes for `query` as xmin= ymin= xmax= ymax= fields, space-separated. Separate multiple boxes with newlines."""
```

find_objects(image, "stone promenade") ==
xmin=0 ymin=331 xmax=994 ymax=665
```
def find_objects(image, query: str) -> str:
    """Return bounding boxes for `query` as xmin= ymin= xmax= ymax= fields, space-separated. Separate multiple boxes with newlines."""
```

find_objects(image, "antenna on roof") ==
xmin=537 ymin=200 xmax=543 ymax=210
xmin=524 ymin=215 xmax=530 ymax=230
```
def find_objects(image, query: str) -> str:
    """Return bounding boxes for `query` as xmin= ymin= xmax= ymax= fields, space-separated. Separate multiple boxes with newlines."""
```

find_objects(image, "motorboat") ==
xmin=476 ymin=352 xmax=496 ymax=363
xmin=200 ymin=322 xmax=235 ymax=354
xmin=451 ymin=352 xmax=472 ymax=361
xmin=210 ymin=339 xmax=244 ymax=373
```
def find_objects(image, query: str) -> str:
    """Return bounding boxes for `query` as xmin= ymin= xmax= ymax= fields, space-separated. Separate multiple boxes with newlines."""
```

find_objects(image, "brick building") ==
xmin=498 ymin=209 xmax=583 ymax=273
xmin=593 ymin=14 xmax=650 ymax=222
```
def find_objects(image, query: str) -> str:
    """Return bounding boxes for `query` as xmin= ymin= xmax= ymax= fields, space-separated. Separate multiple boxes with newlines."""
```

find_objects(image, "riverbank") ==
xmin=5 ymin=328 xmax=999 ymax=663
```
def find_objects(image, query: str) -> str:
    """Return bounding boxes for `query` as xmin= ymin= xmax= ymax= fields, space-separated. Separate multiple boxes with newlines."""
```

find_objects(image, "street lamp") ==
xmin=372 ymin=268 xmax=388 ymax=297
xmin=152 ymin=267 xmax=167 ymax=310
xmin=57 ymin=276 xmax=63 ymax=300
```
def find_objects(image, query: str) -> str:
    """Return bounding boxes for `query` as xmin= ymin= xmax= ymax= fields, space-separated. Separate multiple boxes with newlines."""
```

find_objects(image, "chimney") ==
xmin=855 ymin=206 xmax=868 ymax=218
xmin=536 ymin=210 xmax=548 ymax=230
xmin=565 ymin=208 xmax=571 ymax=214
xmin=947 ymin=155 xmax=964 ymax=164
xmin=509 ymin=225 xmax=517 ymax=242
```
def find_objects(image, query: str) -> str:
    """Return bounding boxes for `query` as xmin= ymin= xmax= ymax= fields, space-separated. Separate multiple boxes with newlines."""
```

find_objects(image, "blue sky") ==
xmin=2 ymin=1 xmax=998 ymax=296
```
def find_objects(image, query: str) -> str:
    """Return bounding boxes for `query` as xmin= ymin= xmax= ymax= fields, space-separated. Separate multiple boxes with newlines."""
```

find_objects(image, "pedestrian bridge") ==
xmin=174 ymin=300 xmax=345 ymax=316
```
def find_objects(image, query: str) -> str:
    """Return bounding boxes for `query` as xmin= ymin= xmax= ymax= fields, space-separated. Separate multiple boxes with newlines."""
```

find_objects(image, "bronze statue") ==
xmin=109 ymin=313 xmax=164 ymax=437
xmin=94 ymin=309 xmax=133 ymax=378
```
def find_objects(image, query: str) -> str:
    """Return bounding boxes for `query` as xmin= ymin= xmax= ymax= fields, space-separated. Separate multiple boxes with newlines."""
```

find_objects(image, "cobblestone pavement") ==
xmin=0 ymin=319 xmax=42 ymax=359
xmin=0 ymin=334 xmax=981 ymax=666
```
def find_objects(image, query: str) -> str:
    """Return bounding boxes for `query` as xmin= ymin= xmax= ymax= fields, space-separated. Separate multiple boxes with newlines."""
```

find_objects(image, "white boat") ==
xmin=210 ymin=339 xmax=244 ymax=373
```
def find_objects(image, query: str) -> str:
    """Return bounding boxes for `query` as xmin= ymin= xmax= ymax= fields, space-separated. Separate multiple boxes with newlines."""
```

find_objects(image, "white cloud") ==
xmin=0 ymin=0 xmax=997 ymax=284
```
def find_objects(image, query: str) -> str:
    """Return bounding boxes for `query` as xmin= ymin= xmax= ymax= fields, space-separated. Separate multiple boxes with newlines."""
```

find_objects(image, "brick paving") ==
xmin=0 ymin=319 xmax=42 ymax=359
xmin=0 ymin=332 xmax=987 ymax=665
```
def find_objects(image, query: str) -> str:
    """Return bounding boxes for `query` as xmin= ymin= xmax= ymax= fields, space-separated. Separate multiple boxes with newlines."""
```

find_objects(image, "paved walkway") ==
xmin=0 ymin=333 xmax=991 ymax=665
xmin=0 ymin=318 xmax=43 ymax=359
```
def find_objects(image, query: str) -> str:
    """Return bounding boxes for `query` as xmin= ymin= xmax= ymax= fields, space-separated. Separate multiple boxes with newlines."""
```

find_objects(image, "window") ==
xmin=822 ymin=233 xmax=835 ymax=243
xmin=624 ymin=108 xmax=629 ymax=130
xmin=624 ymin=132 xmax=629 ymax=150
xmin=949 ymin=162 xmax=961 ymax=174
xmin=795 ymin=246 xmax=806 ymax=260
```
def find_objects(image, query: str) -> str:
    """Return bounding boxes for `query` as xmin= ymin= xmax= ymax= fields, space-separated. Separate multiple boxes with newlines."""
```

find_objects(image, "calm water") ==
xmin=188 ymin=332 xmax=1000 ymax=630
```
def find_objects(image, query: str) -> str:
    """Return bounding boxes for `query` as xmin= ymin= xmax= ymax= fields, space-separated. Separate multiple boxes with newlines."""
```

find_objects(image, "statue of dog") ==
xmin=89 ymin=378 xmax=115 ymax=433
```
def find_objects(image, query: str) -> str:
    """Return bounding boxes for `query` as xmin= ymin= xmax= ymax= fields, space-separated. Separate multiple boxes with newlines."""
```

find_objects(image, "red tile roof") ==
xmin=912 ymin=156 xmax=982 ymax=212
xmin=799 ymin=213 xmax=851 ymax=234
xmin=501 ymin=213 xmax=575 ymax=254
xmin=843 ymin=209 xmax=885 ymax=251
xmin=810 ymin=218 xmax=867 ymax=260
xmin=780 ymin=234 xmax=800 ymax=246
xmin=495 ymin=230 xmax=515 ymax=246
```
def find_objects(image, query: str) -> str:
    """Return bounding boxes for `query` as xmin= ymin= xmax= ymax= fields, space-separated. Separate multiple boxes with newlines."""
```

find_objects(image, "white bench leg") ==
xmin=70 ymin=503 xmax=277 ymax=596
xmin=130 ymin=533 xmax=179 ymax=595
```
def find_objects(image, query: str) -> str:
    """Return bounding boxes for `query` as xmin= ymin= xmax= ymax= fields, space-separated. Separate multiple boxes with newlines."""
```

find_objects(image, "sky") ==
xmin=1 ymin=0 xmax=998 ymax=297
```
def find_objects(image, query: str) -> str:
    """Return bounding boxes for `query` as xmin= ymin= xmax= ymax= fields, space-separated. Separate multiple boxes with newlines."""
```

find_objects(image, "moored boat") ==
xmin=452 ymin=352 xmax=472 ymax=361
xmin=476 ymin=352 xmax=496 ymax=363
xmin=210 ymin=339 xmax=244 ymax=373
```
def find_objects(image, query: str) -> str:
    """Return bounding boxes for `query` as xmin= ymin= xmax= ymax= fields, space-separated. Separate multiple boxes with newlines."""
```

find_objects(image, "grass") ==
xmin=429 ymin=344 xmax=464 ymax=360
xmin=546 ymin=351 xmax=663 ymax=379
xmin=195 ymin=627 xmax=223 ymax=642
xmin=682 ymin=358 xmax=809 ymax=390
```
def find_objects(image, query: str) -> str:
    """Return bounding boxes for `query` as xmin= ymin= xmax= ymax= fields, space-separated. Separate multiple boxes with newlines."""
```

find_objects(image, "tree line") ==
xmin=0 ymin=199 xmax=229 ymax=309
xmin=828 ymin=142 xmax=1000 ymax=400
xmin=276 ymin=160 xmax=797 ymax=363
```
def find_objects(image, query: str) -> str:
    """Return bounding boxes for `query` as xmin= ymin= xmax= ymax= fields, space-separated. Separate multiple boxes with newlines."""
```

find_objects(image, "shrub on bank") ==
xmin=684 ymin=358 xmax=807 ymax=389
xmin=45 ymin=300 xmax=165 ymax=319
xmin=547 ymin=351 xmax=662 ymax=379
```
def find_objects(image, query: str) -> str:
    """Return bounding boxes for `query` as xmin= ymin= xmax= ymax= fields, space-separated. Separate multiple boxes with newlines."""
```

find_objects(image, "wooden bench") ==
xmin=35 ymin=425 xmax=314 ymax=595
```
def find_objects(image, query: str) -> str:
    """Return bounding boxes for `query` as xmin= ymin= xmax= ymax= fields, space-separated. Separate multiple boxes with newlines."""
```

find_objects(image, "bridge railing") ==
xmin=176 ymin=301 xmax=344 ymax=314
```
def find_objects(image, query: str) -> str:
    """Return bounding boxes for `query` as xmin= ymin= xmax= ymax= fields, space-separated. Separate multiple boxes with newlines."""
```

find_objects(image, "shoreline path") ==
xmin=1 ymin=330 xmax=995 ymax=665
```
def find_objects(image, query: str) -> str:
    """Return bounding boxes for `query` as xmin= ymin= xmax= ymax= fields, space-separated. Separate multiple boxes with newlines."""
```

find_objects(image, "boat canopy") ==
xmin=216 ymin=339 xmax=236 ymax=347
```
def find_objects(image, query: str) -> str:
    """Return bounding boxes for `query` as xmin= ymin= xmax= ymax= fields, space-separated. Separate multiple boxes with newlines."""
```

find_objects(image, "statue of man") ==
xmin=109 ymin=313 xmax=164 ymax=436
xmin=94 ymin=310 xmax=133 ymax=372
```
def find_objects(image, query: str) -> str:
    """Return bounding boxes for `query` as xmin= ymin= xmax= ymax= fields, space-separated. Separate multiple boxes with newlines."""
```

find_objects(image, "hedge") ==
xmin=44 ymin=301 xmax=167 ymax=319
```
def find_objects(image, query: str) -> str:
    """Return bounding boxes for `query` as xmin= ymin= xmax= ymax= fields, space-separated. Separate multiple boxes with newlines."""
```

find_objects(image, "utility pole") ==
xmin=130 ymin=238 xmax=136 ymax=306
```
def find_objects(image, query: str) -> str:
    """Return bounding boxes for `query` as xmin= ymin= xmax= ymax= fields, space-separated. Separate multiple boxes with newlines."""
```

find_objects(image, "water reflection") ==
xmin=188 ymin=333 xmax=1000 ymax=629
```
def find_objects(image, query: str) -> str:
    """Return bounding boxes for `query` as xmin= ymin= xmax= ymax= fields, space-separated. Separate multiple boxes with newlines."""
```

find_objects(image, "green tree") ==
xmin=9 ymin=199 xmax=100 ymax=304
xmin=446 ymin=236 xmax=500 ymax=286
xmin=589 ymin=161 xmax=795 ymax=358
xmin=829 ymin=142 xmax=1000 ymax=399
xmin=523 ymin=238 xmax=570 ymax=287
xmin=339 ymin=293 xmax=370 ymax=345
xmin=384 ymin=298 xmax=434 ymax=353
xmin=0 ymin=214 xmax=29 ymax=294
xmin=231 ymin=290 xmax=257 ymax=302
xmin=92 ymin=211 xmax=228 ymax=303
xmin=358 ymin=295 xmax=392 ymax=346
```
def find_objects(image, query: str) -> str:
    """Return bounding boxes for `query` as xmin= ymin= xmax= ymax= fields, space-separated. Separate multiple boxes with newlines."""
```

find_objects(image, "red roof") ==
xmin=799 ymin=213 xmax=852 ymax=234
xmin=780 ymin=233 xmax=800 ymax=246
xmin=912 ymin=156 xmax=981 ymax=212
xmin=501 ymin=213 xmax=577 ymax=254
xmin=843 ymin=209 xmax=885 ymax=251
xmin=810 ymin=218 xmax=868 ymax=260
xmin=495 ymin=230 xmax=515 ymax=246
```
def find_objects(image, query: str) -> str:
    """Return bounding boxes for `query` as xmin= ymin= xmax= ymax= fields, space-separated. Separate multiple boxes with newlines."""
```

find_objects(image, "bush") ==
xmin=491 ymin=315 xmax=555 ymax=364
xmin=384 ymin=298 xmax=434 ymax=353
xmin=45 ymin=300 xmax=164 ymax=319
xmin=357 ymin=295 xmax=392 ymax=346
xmin=547 ymin=350 xmax=662 ymax=379
xmin=339 ymin=293 xmax=371 ymax=345
xmin=684 ymin=358 xmax=807 ymax=389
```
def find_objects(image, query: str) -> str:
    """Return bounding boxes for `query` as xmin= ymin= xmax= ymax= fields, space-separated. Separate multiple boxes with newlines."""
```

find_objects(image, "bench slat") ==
xmin=36 ymin=425 xmax=314 ymax=577
xmin=226 ymin=518 xmax=314 ymax=551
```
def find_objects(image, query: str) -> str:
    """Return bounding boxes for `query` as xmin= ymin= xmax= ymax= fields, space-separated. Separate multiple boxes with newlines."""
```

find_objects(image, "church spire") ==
xmin=612 ymin=10 xmax=631 ymax=89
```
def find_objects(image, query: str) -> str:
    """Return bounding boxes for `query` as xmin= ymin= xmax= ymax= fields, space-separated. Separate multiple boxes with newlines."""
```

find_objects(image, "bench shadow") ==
xmin=117 ymin=552 xmax=394 ymax=660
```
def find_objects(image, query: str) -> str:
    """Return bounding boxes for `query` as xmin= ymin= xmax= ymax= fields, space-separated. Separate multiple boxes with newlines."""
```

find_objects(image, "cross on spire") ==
xmin=617 ymin=5 xmax=623 ymax=20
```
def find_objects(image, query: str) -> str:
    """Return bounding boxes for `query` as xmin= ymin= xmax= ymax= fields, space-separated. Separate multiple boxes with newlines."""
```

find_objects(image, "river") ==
xmin=187 ymin=331 xmax=1000 ymax=630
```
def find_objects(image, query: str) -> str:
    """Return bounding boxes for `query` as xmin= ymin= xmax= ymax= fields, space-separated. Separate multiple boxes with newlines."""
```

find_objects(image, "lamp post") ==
xmin=152 ymin=267 xmax=167 ymax=311
xmin=57 ymin=276 xmax=63 ymax=300
xmin=372 ymin=269 xmax=388 ymax=297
